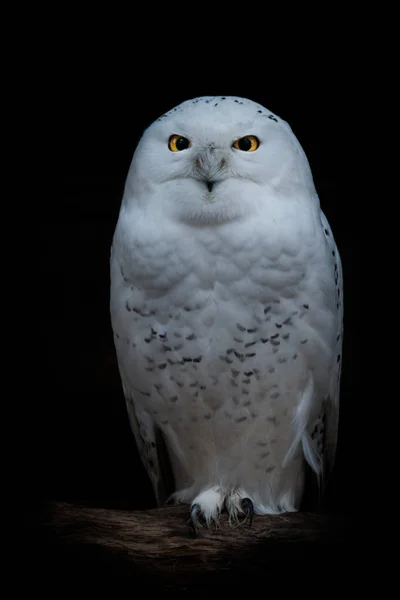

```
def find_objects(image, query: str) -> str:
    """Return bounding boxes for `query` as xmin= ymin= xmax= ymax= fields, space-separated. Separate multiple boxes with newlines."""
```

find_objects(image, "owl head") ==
xmin=123 ymin=96 xmax=317 ymax=224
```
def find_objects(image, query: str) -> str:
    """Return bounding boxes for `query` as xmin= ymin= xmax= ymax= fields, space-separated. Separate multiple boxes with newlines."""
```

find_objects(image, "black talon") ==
xmin=189 ymin=503 xmax=201 ymax=536
xmin=241 ymin=497 xmax=254 ymax=527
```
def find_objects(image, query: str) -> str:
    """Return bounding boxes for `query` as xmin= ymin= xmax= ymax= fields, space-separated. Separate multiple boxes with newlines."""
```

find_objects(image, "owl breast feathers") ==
xmin=110 ymin=96 xmax=343 ymax=530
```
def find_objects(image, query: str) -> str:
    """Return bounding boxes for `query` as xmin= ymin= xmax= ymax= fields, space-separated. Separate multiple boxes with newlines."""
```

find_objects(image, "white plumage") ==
xmin=110 ymin=96 xmax=343 ymax=527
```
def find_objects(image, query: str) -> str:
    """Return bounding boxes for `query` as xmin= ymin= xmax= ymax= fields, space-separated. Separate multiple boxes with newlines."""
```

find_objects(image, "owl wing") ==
xmin=323 ymin=233 xmax=343 ymax=484
xmin=122 ymin=382 xmax=176 ymax=506
xmin=110 ymin=250 xmax=176 ymax=507
xmin=306 ymin=210 xmax=343 ymax=502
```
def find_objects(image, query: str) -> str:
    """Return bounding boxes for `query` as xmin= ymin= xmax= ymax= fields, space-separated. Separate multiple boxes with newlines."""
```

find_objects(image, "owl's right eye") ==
xmin=168 ymin=135 xmax=191 ymax=152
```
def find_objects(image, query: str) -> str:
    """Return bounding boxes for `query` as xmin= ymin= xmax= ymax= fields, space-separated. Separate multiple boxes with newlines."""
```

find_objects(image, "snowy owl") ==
xmin=110 ymin=96 xmax=343 ymax=532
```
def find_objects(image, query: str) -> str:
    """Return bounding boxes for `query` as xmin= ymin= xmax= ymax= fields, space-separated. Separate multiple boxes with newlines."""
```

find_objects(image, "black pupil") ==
xmin=176 ymin=137 xmax=189 ymax=151
xmin=238 ymin=137 xmax=252 ymax=151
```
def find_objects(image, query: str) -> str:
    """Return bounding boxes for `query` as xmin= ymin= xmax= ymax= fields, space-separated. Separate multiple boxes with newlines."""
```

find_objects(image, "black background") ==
xmin=37 ymin=61 xmax=360 ymax=518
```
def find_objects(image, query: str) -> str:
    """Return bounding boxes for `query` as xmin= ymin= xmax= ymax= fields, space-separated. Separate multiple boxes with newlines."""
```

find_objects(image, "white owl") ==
xmin=110 ymin=96 xmax=343 ymax=531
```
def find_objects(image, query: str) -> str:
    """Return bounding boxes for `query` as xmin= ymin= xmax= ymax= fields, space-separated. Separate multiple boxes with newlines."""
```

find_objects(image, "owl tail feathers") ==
xmin=282 ymin=373 xmax=322 ymax=478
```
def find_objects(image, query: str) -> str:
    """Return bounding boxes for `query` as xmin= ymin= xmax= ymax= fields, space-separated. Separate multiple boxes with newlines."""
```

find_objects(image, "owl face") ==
xmin=125 ymin=97 xmax=315 ymax=225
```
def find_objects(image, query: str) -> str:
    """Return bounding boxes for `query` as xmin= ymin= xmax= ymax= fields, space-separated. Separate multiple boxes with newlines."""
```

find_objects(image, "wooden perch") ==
xmin=27 ymin=502 xmax=350 ymax=589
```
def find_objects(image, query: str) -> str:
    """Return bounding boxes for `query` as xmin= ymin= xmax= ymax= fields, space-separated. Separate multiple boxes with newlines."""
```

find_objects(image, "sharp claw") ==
xmin=241 ymin=497 xmax=254 ymax=527
xmin=189 ymin=503 xmax=201 ymax=536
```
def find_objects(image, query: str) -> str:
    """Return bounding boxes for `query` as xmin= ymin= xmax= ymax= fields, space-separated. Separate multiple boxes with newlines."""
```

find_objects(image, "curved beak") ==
xmin=206 ymin=180 xmax=214 ymax=192
xmin=194 ymin=147 xmax=227 ymax=184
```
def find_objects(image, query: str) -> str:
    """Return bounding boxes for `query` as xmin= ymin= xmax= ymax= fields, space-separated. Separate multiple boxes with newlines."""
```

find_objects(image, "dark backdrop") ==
xmin=37 ymin=73 xmax=359 ymax=516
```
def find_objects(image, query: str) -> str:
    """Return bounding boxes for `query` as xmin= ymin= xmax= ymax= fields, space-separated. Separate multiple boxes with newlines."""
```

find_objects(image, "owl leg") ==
xmin=225 ymin=490 xmax=256 ymax=526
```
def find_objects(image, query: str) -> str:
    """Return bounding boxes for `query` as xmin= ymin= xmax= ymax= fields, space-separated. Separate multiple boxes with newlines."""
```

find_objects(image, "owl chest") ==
xmin=118 ymin=226 xmax=318 ymax=331
xmin=128 ymin=231 xmax=311 ymax=303
xmin=113 ymin=236 xmax=334 ymax=420
xmin=116 ymin=274 xmax=316 ymax=422
xmin=118 ymin=259 xmax=316 ymax=379
xmin=113 ymin=222 xmax=331 ymax=376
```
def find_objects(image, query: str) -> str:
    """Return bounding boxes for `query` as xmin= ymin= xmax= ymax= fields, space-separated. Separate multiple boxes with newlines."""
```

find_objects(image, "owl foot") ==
xmin=189 ymin=503 xmax=203 ymax=536
xmin=225 ymin=490 xmax=256 ymax=526
xmin=240 ymin=497 xmax=254 ymax=527
xmin=188 ymin=486 xmax=224 ymax=536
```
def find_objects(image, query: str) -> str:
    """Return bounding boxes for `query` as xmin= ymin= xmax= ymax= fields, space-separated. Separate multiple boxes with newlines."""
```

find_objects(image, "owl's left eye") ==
xmin=168 ymin=135 xmax=191 ymax=152
xmin=232 ymin=136 xmax=260 ymax=152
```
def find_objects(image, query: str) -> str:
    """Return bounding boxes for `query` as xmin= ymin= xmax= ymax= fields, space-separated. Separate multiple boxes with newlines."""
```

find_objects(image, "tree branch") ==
xmin=27 ymin=501 xmax=349 ymax=589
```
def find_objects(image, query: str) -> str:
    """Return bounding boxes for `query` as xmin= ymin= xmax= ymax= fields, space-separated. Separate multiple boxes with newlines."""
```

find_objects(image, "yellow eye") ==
xmin=232 ymin=135 xmax=260 ymax=152
xmin=168 ymin=134 xmax=191 ymax=152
